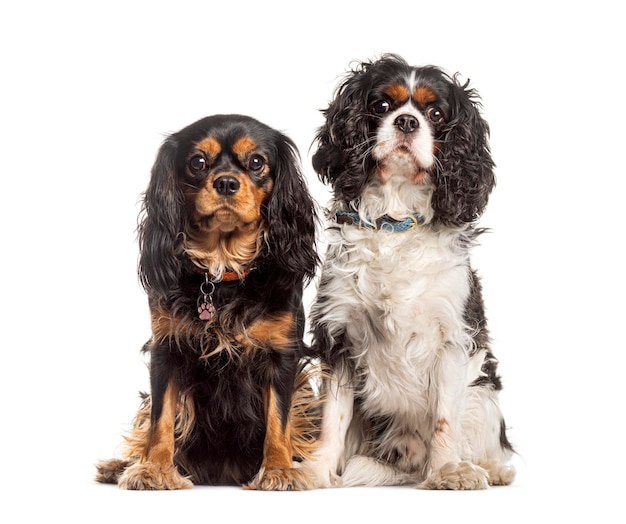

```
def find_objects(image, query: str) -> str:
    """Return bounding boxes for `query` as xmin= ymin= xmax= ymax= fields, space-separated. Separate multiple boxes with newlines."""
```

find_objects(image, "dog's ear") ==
xmin=311 ymin=123 xmax=342 ymax=186
xmin=264 ymin=134 xmax=318 ymax=283
xmin=312 ymin=66 xmax=375 ymax=202
xmin=137 ymin=136 xmax=185 ymax=303
xmin=433 ymin=77 xmax=496 ymax=225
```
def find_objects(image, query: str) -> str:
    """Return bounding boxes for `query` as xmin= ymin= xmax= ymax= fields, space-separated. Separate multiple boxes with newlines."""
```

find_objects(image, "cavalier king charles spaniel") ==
xmin=303 ymin=54 xmax=516 ymax=490
xmin=96 ymin=114 xmax=319 ymax=490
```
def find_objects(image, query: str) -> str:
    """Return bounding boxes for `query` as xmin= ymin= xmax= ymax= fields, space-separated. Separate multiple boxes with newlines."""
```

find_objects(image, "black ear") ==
xmin=311 ymin=125 xmax=342 ymax=186
xmin=433 ymin=76 xmax=496 ymax=225
xmin=264 ymin=134 xmax=318 ymax=283
xmin=312 ymin=66 xmax=375 ymax=202
xmin=137 ymin=137 xmax=185 ymax=303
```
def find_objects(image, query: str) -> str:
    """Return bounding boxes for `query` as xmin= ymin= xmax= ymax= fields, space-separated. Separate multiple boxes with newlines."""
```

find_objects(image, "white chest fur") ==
xmin=315 ymin=225 xmax=473 ymax=419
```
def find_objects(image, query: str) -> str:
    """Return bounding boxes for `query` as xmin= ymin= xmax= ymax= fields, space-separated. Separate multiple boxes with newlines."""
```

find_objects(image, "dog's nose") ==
xmin=213 ymin=176 xmax=240 ymax=196
xmin=394 ymin=114 xmax=419 ymax=134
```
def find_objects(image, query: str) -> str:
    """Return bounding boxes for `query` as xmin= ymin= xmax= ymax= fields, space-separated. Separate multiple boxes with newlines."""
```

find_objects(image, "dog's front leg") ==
xmin=421 ymin=346 xmax=489 ymax=490
xmin=242 ymin=313 xmax=313 ymax=491
xmin=246 ymin=379 xmax=310 ymax=491
xmin=118 ymin=343 xmax=192 ymax=490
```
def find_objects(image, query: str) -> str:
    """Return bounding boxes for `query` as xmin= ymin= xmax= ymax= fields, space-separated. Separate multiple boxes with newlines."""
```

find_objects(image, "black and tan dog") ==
xmin=96 ymin=114 xmax=318 ymax=490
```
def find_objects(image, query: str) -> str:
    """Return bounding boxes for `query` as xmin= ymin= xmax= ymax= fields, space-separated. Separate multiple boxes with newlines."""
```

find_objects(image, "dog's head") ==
xmin=139 ymin=114 xmax=318 ymax=302
xmin=313 ymin=54 xmax=495 ymax=226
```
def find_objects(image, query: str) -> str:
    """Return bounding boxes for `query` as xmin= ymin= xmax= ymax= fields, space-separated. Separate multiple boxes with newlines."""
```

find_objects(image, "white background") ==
xmin=1 ymin=1 xmax=624 ymax=521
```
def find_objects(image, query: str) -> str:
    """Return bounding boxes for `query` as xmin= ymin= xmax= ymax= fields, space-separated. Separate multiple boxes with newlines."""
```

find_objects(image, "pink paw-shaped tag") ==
xmin=198 ymin=302 xmax=216 ymax=321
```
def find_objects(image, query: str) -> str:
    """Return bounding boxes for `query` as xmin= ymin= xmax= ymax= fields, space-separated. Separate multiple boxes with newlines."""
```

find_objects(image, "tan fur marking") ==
xmin=143 ymin=382 xmax=178 ymax=466
xmin=384 ymin=84 xmax=410 ymax=104
xmin=413 ymin=86 xmax=437 ymax=105
xmin=185 ymin=165 xmax=269 ymax=236
xmin=121 ymin=390 xmax=196 ymax=462
xmin=245 ymin=312 xmax=294 ymax=350
xmin=435 ymin=418 xmax=449 ymax=434
xmin=184 ymin=221 xmax=264 ymax=280
xmin=150 ymin=307 xmax=199 ymax=342
xmin=190 ymin=170 xmax=265 ymax=226
xmin=233 ymin=136 xmax=258 ymax=157
xmin=261 ymin=386 xmax=294 ymax=470
xmin=288 ymin=364 xmax=323 ymax=461
xmin=432 ymin=418 xmax=454 ymax=453
xmin=234 ymin=171 xmax=268 ymax=220
xmin=196 ymin=137 xmax=221 ymax=159
xmin=241 ymin=367 xmax=324 ymax=490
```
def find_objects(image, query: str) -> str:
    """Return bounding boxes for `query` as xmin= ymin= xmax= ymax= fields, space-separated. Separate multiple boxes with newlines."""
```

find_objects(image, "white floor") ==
xmin=6 ymin=452 xmax=619 ymax=523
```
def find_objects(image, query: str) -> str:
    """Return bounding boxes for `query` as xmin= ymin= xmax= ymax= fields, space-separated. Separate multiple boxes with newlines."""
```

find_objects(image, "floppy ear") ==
xmin=312 ymin=67 xmax=375 ymax=202
xmin=433 ymin=76 xmax=496 ymax=225
xmin=264 ymin=135 xmax=318 ymax=283
xmin=137 ymin=136 xmax=185 ymax=303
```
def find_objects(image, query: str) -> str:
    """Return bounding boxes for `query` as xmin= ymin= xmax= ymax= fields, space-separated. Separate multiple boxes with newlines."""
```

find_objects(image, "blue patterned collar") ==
xmin=335 ymin=211 xmax=425 ymax=232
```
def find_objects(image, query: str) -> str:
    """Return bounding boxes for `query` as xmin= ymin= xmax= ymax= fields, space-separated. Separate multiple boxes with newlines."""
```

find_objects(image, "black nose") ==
xmin=213 ymin=176 xmax=240 ymax=196
xmin=394 ymin=114 xmax=419 ymax=134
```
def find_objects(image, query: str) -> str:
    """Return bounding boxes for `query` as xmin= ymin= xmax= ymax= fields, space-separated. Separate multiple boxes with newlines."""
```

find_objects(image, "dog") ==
xmin=303 ymin=54 xmax=516 ymax=490
xmin=95 ymin=114 xmax=319 ymax=490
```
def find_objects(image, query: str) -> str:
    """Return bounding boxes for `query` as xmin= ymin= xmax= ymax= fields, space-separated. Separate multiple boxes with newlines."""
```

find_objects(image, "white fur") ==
xmin=309 ymin=216 xmax=474 ymax=482
xmin=304 ymin=135 xmax=514 ymax=489
xmin=373 ymin=104 xmax=434 ymax=175
xmin=304 ymin=368 xmax=354 ymax=488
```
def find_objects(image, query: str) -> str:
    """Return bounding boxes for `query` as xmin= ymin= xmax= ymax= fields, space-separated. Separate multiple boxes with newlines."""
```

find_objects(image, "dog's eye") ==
xmin=248 ymin=154 xmax=266 ymax=173
xmin=427 ymin=107 xmax=445 ymax=124
xmin=371 ymin=100 xmax=391 ymax=115
xmin=189 ymin=155 xmax=207 ymax=173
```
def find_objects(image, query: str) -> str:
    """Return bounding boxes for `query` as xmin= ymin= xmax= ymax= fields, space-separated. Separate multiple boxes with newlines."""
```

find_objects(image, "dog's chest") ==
xmin=322 ymin=227 xmax=471 ymax=416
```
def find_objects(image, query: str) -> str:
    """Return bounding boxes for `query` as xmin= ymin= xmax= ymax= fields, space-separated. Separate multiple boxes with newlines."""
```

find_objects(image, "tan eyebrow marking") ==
xmin=232 ymin=137 xmax=258 ymax=158
xmin=383 ymin=84 xmax=410 ymax=104
xmin=413 ymin=86 xmax=438 ymax=105
xmin=196 ymin=137 xmax=221 ymax=159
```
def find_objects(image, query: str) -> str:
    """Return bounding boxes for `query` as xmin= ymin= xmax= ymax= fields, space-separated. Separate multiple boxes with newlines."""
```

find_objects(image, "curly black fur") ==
xmin=312 ymin=53 xmax=495 ymax=226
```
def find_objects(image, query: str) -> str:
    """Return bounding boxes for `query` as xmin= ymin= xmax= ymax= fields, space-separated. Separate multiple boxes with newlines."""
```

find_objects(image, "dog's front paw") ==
xmin=420 ymin=461 xmax=489 ymax=490
xmin=478 ymin=459 xmax=516 ymax=486
xmin=245 ymin=466 xmax=316 ymax=491
xmin=118 ymin=462 xmax=193 ymax=490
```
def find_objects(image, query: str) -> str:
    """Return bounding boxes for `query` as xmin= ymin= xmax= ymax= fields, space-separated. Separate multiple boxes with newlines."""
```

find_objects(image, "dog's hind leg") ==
xmin=297 ymin=367 xmax=355 ymax=489
xmin=342 ymin=455 xmax=415 ymax=487
xmin=95 ymin=458 xmax=133 ymax=484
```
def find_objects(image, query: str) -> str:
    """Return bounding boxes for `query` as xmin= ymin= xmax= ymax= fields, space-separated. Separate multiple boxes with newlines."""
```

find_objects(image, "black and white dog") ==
xmin=304 ymin=54 xmax=516 ymax=490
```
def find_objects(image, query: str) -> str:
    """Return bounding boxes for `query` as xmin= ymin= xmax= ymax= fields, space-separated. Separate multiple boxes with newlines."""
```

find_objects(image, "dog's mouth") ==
xmin=376 ymin=146 xmax=431 ymax=185
xmin=194 ymin=205 xmax=251 ymax=234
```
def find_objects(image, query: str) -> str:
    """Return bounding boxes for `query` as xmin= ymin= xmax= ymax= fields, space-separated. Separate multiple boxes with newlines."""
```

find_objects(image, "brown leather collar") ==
xmin=188 ymin=261 xmax=253 ymax=282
